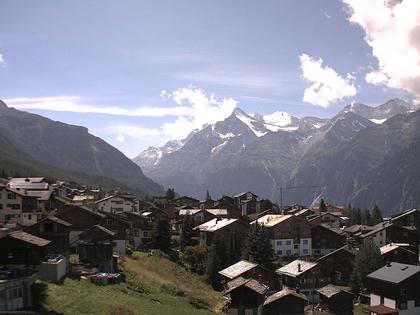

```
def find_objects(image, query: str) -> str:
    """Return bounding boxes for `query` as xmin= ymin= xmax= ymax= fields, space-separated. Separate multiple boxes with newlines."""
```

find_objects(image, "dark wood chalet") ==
xmin=219 ymin=260 xmax=280 ymax=292
xmin=380 ymin=243 xmax=418 ymax=265
xmin=311 ymin=224 xmax=346 ymax=257
xmin=263 ymin=288 xmax=307 ymax=315
xmin=0 ymin=231 xmax=51 ymax=266
xmin=24 ymin=216 xmax=72 ymax=256
xmin=316 ymin=245 xmax=356 ymax=285
xmin=224 ymin=277 xmax=268 ymax=315
xmin=317 ymin=284 xmax=354 ymax=315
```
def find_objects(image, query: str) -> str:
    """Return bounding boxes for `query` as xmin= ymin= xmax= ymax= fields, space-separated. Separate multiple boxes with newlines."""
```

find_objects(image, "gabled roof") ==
xmin=364 ymin=305 xmax=398 ymax=315
xmin=360 ymin=221 xmax=394 ymax=238
xmin=178 ymin=209 xmax=201 ymax=216
xmin=317 ymin=284 xmax=353 ymax=299
xmin=40 ymin=216 xmax=72 ymax=227
xmin=8 ymin=231 xmax=51 ymax=247
xmin=264 ymin=288 xmax=308 ymax=305
xmin=195 ymin=218 xmax=240 ymax=232
xmin=233 ymin=191 xmax=258 ymax=198
xmin=95 ymin=194 xmax=137 ymax=204
xmin=312 ymin=223 xmax=346 ymax=236
xmin=219 ymin=260 xmax=258 ymax=279
xmin=390 ymin=208 xmax=419 ymax=221
xmin=205 ymin=209 xmax=228 ymax=216
xmin=84 ymin=224 xmax=115 ymax=236
xmin=25 ymin=189 xmax=54 ymax=201
xmin=276 ymin=260 xmax=318 ymax=277
xmin=251 ymin=214 xmax=294 ymax=227
xmin=317 ymin=245 xmax=357 ymax=262
xmin=367 ymin=262 xmax=420 ymax=284
xmin=224 ymin=277 xmax=268 ymax=295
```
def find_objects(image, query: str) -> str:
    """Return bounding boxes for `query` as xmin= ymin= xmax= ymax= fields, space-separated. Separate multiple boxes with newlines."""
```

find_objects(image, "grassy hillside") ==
xmin=41 ymin=252 xmax=225 ymax=315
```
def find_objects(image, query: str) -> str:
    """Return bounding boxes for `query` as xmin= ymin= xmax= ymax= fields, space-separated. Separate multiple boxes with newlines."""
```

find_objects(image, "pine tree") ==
xmin=205 ymin=189 xmax=212 ymax=201
xmin=319 ymin=198 xmax=327 ymax=212
xmin=152 ymin=217 xmax=172 ymax=253
xmin=166 ymin=188 xmax=175 ymax=200
xmin=242 ymin=223 xmax=277 ymax=270
xmin=180 ymin=215 xmax=195 ymax=250
xmin=350 ymin=239 xmax=383 ymax=293
xmin=362 ymin=209 xmax=372 ymax=226
xmin=371 ymin=205 xmax=383 ymax=225
xmin=206 ymin=236 xmax=226 ymax=290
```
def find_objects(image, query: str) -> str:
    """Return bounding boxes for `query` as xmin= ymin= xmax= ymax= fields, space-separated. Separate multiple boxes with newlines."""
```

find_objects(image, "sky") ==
xmin=0 ymin=0 xmax=419 ymax=157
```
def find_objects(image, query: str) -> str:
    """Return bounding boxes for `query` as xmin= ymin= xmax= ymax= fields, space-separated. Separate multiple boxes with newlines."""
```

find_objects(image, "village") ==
xmin=1 ymin=176 xmax=419 ymax=315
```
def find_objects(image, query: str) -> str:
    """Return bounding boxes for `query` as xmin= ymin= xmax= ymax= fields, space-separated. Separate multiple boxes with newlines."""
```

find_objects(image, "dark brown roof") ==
xmin=8 ymin=231 xmax=51 ymax=247
xmin=224 ymin=277 xmax=268 ymax=295
xmin=264 ymin=288 xmax=308 ymax=305
xmin=88 ymin=225 xmax=116 ymax=236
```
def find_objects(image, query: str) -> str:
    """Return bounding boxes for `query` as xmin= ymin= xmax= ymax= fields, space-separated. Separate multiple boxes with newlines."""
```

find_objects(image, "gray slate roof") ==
xmin=367 ymin=262 xmax=420 ymax=284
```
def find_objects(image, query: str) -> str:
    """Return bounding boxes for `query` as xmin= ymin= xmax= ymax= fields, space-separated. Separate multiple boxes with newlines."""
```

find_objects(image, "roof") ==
xmin=233 ymin=191 xmax=258 ymax=198
xmin=8 ymin=231 xmax=51 ymax=247
xmin=317 ymin=284 xmax=352 ymax=298
xmin=317 ymin=245 xmax=357 ymax=262
xmin=344 ymin=224 xmax=362 ymax=234
xmin=224 ymin=277 xmax=268 ymax=295
xmin=195 ymin=218 xmax=239 ymax=232
xmin=178 ymin=209 xmax=201 ymax=216
xmin=218 ymin=260 xmax=258 ymax=279
xmin=251 ymin=214 xmax=293 ymax=227
xmin=293 ymin=208 xmax=313 ymax=217
xmin=42 ymin=216 xmax=72 ymax=227
xmin=367 ymin=262 xmax=420 ymax=284
xmin=276 ymin=260 xmax=318 ymax=277
xmin=72 ymin=195 xmax=94 ymax=202
xmin=360 ymin=221 xmax=399 ymax=238
xmin=390 ymin=208 xmax=418 ymax=221
xmin=205 ymin=209 xmax=228 ymax=216
xmin=380 ymin=243 xmax=410 ymax=255
xmin=8 ymin=177 xmax=45 ymax=183
xmin=95 ymin=194 xmax=137 ymax=204
xmin=25 ymin=189 xmax=53 ymax=201
xmin=364 ymin=305 xmax=398 ymax=314
xmin=85 ymin=225 xmax=116 ymax=236
xmin=264 ymin=288 xmax=308 ymax=305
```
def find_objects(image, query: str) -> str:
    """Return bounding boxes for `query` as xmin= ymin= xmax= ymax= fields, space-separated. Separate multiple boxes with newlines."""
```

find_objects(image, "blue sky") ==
xmin=0 ymin=0 xmax=417 ymax=157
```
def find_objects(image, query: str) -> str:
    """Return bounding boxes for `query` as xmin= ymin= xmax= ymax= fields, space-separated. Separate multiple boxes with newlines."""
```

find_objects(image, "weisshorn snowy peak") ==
xmin=133 ymin=99 xmax=420 ymax=214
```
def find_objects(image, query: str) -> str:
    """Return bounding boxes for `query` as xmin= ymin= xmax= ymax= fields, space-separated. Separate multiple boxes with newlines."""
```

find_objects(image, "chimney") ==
xmin=297 ymin=263 xmax=301 ymax=272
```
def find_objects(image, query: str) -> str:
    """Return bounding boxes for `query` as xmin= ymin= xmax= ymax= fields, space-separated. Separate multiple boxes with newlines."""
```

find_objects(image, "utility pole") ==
xmin=278 ymin=185 xmax=327 ymax=214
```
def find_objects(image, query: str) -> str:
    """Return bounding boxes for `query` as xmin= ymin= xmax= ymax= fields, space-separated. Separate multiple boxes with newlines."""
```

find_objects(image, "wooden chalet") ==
xmin=219 ymin=260 xmax=279 ymax=291
xmin=311 ymin=224 xmax=346 ymax=256
xmin=317 ymin=284 xmax=354 ymax=315
xmin=224 ymin=276 xmax=268 ymax=315
xmin=263 ymin=288 xmax=307 ymax=315
xmin=195 ymin=218 xmax=249 ymax=246
xmin=78 ymin=225 xmax=115 ymax=272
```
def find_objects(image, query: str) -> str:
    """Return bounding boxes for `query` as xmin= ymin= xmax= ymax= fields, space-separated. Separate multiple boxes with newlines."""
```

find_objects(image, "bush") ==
xmin=188 ymin=296 xmax=210 ymax=310
xmin=160 ymin=283 xmax=185 ymax=297
xmin=180 ymin=246 xmax=209 ymax=275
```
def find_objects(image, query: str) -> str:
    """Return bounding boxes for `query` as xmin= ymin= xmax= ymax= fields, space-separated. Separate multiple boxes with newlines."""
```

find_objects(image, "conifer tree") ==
xmin=205 ymin=189 xmax=212 ymax=201
xmin=227 ymin=231 xmax=242 ymax=266
xmin=350 ymin=239 xmax=382 ymax=293
xmin=206 ymin=236 xmax=226 ymax=289
xmin=371 ymin=205 xmax=383 ymax=225
xmin=180 ymin=215 xmax=195 ymax=250
xmin=242 ymin=223 xmax=277 ymax=270
xmin=152 ymin=217 xmax=172 ymax=253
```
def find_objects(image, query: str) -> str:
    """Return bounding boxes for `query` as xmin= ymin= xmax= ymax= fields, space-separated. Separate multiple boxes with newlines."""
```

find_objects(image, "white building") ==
xmin=95 ymin=195 xmax=139 ymax=213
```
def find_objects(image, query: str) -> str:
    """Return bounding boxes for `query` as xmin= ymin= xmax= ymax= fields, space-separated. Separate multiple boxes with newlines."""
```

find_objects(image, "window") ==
xmin=303 ymin=249 xmax=308 ymax=255
xmin=28 ymin=214 xmax=32 ymax=220
xmin=276 ymin=240 xmax=282 ymax=246
xmin=286 ymin=240 xmax=291 ymax=246
xmin=7 ymin=204 xmax=20 ymax=210
xmin=133 ymin=230 xmax=139 ymax=237
xmin=0 ymin=204 xmax=2 ymax=209
xmin=7 ymin=193 xmax=16 ymax=200
xmin=277 ymin=250 xmax=282 ymax=256
xmin=286 ymin=250 xmax=291 ymax=256
xmin=302 ymin=239 xmax=308 ymax=245
xmin=294 ymin=245 xmax=298 ymax=249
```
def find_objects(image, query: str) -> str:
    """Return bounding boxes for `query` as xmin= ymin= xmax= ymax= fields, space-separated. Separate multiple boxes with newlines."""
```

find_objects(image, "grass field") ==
xmin=40 ymin=252 xmax=225 ymax=315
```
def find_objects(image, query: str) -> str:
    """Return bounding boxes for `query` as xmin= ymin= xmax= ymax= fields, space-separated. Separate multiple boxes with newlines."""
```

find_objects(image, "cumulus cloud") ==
xmin=161 ymin=87 xmax=238 ymax=140
xmin=0 ymin=53 xmax=4 ymax=65
xmin=343 ymin=0 xmax=420 ymax=98
xmin=299 ymin=54 xmax=357 ymax=107
xmin=116 ymin=134 xmax=125 ymax=143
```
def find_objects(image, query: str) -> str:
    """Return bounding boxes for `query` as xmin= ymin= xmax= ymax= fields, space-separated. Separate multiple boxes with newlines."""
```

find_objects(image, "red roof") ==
xmin=365 ymin=305 xmax=399 ymax=315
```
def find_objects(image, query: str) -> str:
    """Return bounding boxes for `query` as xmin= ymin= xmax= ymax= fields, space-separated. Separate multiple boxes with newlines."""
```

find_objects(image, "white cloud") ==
xmin=0 ymin=53 xmax=4 ymax=65
xmin=343 ymin=0 xmax=420 ymax=98
xmin=161 ymin=87 xmax=238 ymax=140
xmin=4 ymin=96 xmax=192 ymax=117
xmin=299 ymin=53 xmax=357 ymax=107
xmin=116 ymin=134 xmax=125 ymax=143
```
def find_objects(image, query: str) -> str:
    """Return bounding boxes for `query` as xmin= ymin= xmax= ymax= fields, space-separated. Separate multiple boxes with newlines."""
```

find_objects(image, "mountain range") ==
xmin=134 ymin=99 xmax=420 ymax=214
xmin=0 ymin=100 xmax=164 ymax=197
